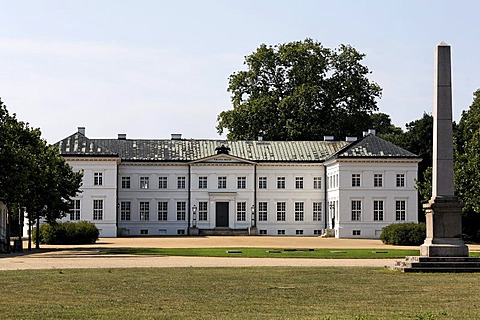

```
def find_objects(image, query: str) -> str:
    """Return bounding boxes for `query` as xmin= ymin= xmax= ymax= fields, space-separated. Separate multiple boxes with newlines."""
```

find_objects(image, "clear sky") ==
xmin=1 ymin=0 xmax=479 ymax=143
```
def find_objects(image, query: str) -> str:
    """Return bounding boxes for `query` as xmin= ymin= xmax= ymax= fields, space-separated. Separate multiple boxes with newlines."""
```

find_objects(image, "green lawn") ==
xmin=1 ymin=267 xmax=479 ymax=319
xmin=103 ymin=247 xmax=422 ymax=259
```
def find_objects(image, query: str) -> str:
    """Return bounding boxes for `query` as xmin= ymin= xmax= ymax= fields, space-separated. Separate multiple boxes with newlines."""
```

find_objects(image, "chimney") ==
xmin=258 ymin=136 xmax=263 ymax=141
xmin=171 ymin=133 xmax=182 ymax=140
xmin=363 ymin=131 xmax=368 ymax=137
xmin=323 ymin=136 xmax=334 ymax=141
xmin=368 ymin=129 xmax=376 ymax=136
xmin=78 ymin=127 xmax=86 ymax=136
xmin=118 ymin=134 xmax=127 ymax=140
xmin=345 ymin=137 xmax=357 ymax=142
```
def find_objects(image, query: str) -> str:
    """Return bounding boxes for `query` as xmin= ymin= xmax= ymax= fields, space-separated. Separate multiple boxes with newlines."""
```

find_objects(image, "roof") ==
xmin=333 ymin=134 xmax=419 ymax=159
xmin=54 ymin=132 xmax=349 ymax=162
xmin=54 ymin=131 xmax=419 ymax=162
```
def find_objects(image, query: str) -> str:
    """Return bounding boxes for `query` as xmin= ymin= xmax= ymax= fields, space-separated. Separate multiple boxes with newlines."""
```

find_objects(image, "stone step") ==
xmin=199 ymin=228 xmax=249 ymax=236
xmin=390 ymin=256 xmax=480 ymax=273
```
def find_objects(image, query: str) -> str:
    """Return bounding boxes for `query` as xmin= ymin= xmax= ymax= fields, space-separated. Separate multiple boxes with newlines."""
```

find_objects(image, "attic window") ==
xmin=215 ymin=145 xmax=230 ymax=155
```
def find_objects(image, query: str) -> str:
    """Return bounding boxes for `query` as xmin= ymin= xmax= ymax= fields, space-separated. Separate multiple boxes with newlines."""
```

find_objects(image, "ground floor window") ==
xmin=139 ymin=202 xmax=150 ymax=221
xmin=313 ymin=202 xmax=322 ymax=221
xmin=276 ymin=202 xmax=286 ymax=221
xmin=373 ymin=200 xmax=384 ymax=221
xmin=157 ymin=202 xmax=168 ymax=221
xmin=296 ymin=230 xmax=304 ymax=235
xmin=277 ymin=230 xmax=285 ymax=235
xmin=295 ymin=202 xmax=304 ymax=221
xmin=314 ymin=229 xmax=322 ymax=235
xmin=259 ymin=230 xmax=267 ymax=235
xmin=353 ymin=230 xmax=361 ymax=236
xmin=396 ymin=200 xmax=406 ymax=221
xmin=236 ymin=202 xmax=246 ymax=221
xmin=177 ymin=202 xmax=186 ymax=221
xmin=140 ymin=229 xmax=148 ymax=235
xmin=198 ymin=201 xmax=208 ymax=221
xmin=351 ymin=200 xmax=361 ymax=221
xmin=93 ymin=199 xmax=103 ymax=220
xmin=120 ymin=201 xmax=131 ymax=221
xmin=69 ymin=199 xmax=80 ymax=221
xmin=258 ymin=202 xmax=268 ymax=221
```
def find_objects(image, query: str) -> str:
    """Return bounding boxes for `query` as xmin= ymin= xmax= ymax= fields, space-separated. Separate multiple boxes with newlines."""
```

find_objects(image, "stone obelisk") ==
xmin=420 ymin=42 xmax=468 ymax=257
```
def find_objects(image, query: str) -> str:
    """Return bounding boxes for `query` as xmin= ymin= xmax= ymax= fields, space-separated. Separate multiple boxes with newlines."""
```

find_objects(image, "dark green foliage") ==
xmin=380 ymin=222 xmax=426 ymax=246
xmin=217 ymin=39 xmax=382 ymax=141
xmin=34 ymin=221 xmax=99 ymax=245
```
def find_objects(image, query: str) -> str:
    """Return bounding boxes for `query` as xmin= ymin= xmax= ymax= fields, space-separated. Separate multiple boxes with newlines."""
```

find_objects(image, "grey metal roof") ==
xmin=334 ymin=134 xmax=419 ymax=158
xmin=55 ymin=132 xmax=350 ymax=162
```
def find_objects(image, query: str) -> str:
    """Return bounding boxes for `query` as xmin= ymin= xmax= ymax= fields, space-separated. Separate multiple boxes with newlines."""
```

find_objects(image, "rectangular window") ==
xmin=199 ymin=176 xmax=208 ymax=189
xmin=198 ymin=201 xmax=208 ymax=221
xmin=177 ymin=177 xmax=186 ymax=189
xmin=296 ymin=230 xmax=304 ymax=235
xmin=277 ymin=177 xmax=285 ymax=189
xmin=94 ymin=172 xmax=103 ymax=186
xmin=259 ymin=177 xmax=267 ymax=189
xmin=218 ymin=176 xmax=227 ymax=189
xmin=157 ymin=202 xmax=168 ymax=221
xmin=140 ymin=229 xmax=148 ymax=235
xmin=120 ymin=201 xmax=131 ymax=221
xmin=258 ymin=202 xmax=268 ymax=221
xmin=69 ymin=199 xmax=81 ymax=220
xmin=121 ymin=177 xmax=130 ymax=189
xmin=351 ymin=174 xmax=361 ymax=187
xmin=236 ymin=202 xmax=246 ymax=221
xmin=139 ymin=202 xmax=150 ymax=221
xmin=140 ymin=176 xmax=149 ymax=189
xmin=237 ymin=177 xmax=246 ymax=189
xmin=277 ymin=230 xmax=285 ymax=235
xmin=295 ymin=177 xmax=304 ymax=189
xmin=276 ymin=202 xmax=286 ymax=221
xmin=314 ymin=177 xmax=322 ymax=189
xmin=158 ymin=177 xmax=167 ymax=189
xmin=177 ymin=229 xmax=185 ymax=235
xmin=314 ymin=230 xmax=322 ymax=235
xmin=396 ymin=200 xmax=406 ymax=221
xmin=353 ymin=230 xmax=361 ymax=236
xmin=295 ymin=202 xmax=304 ymax=221
xmin=374 ymin=174 xmax=383 ymax=187
xmin=396 ymin=174 xmax=405 ymax=187
xmin=176 ymin=201 xmax=186 ymax=220
xmin=351 ymin=200 xmax=362 ymax=221
xmin=93 ymin=199 xmax=103 ymax=220
xmin=259 ymin=230 xmax=267 ymax=235
xmin=373 ymin=200 xmax=384 ymax=221
xmin=313 ymin=202 xmax=322 ymax=221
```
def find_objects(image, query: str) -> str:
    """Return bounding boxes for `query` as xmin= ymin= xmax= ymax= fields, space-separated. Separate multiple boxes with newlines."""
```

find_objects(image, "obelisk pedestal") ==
xmin=420 ymin=42 xmax=468 ymax=257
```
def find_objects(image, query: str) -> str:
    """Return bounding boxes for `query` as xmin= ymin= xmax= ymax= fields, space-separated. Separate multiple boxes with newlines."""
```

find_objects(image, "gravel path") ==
xmin=1 ymin=236 xmax=478 ymax=271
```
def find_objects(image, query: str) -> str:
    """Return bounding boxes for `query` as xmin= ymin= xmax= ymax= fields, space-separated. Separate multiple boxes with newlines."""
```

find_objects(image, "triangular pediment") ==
xmin=190 ymin=153 xmax=256 ymax=165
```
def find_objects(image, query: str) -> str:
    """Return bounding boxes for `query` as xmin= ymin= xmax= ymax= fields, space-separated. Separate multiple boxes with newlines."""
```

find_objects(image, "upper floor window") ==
xmin=94 ymin=172 xmax=103 ymax=186
xmin=121 ymin=176 xmax=130 ymax=189
xmin=237 ymin=177 xmax=246 ymax=189
xmin=218 ymin=176 xmax=227 ymax=189
xmin=295 ymin=177 xmax=304 ymax=189
xmin=373 ymin=200 xmax=384 ymax=221
xmin=314 ymin=177 xmax=322 ymax=189
xmin=351 ymin=174 xmax=361 ymax=187
xmin=199 ymin=176 xmax=208 ymax=189
xmin=396 ymin=174 xmax=405 ymax=187
xmin=177 ymin=176 xmax=186 ymax=189
xmin=259 ymin=177 xmax=267 ymax=189
xmin=374 ymin=174 xmax=383 ymax=187
xmin=158 ymin=176 xmax=167 ymax=189
xmin=277 ymin=177 xmax=285 ymax=189
xmin=140 ymin=176 xmax=149 ymax=189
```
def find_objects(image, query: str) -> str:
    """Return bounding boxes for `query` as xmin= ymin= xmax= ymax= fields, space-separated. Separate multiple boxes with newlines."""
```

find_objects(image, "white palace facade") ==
xmin=55 ymin=128 xmax=421 ymax=239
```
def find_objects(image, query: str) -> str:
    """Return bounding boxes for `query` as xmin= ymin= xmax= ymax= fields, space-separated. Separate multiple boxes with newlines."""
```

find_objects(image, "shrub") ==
xmin=34 ymin=221 xmax=99 ymax=245
xmin=380 ymin=222 xmax=426 ymax=246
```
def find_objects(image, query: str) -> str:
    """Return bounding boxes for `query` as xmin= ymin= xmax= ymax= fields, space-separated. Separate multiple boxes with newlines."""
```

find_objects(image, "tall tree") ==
xmin=217 ymin=39 xmax=382 ymax=141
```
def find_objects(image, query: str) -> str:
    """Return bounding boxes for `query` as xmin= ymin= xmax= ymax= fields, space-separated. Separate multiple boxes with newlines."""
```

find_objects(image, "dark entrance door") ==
xmin=216 ymin=202 xmax=229 ymax=227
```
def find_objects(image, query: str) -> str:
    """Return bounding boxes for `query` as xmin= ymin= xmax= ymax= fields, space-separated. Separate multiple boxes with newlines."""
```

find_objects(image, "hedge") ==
xmin=380 ymin=222 xmax=426 ymax=246
xmin=34 ymin=221 xmax=99 ymax=245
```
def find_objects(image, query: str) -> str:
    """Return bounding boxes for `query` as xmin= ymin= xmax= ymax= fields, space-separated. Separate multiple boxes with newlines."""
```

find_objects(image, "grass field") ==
xmin=103 ymin=247 xmax=422 ymax=259
xmin=1 ymin=267 xmax=479 ymax=319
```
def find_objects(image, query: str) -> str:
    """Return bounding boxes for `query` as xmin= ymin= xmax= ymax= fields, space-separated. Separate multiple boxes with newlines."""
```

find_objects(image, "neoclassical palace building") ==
xmin=54 ymin=127 xmax=420 ymax=238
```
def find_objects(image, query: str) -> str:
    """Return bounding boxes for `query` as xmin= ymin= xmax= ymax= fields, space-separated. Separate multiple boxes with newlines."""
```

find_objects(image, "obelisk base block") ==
xmin=420 ymin=196 xmax=468 ymax=257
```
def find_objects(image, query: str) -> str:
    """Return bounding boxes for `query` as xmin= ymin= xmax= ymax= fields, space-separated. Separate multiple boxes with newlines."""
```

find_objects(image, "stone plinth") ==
xmin=420 ymin=196 xmax=468 ymax=257
xmin=189 ymin=227 xmax=199 ymax=236
xmin=248 ymin=227 xmax=258 ymax=236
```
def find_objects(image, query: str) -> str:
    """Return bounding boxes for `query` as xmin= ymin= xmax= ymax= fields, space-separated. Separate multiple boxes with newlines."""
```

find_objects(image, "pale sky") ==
xmin=1 ymin=0 xmax=479 ymax=143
